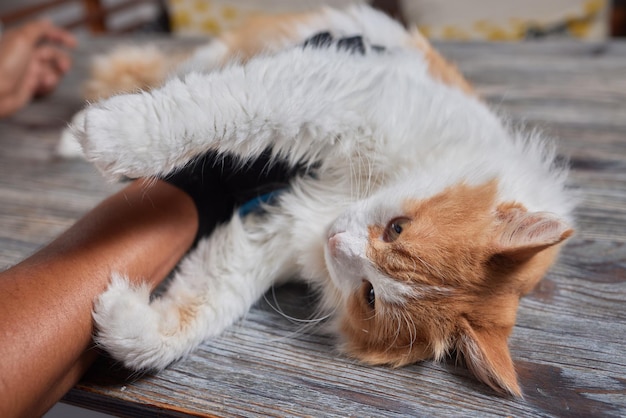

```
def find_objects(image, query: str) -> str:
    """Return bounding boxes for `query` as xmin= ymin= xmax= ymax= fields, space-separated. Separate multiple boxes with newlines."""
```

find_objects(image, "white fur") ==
xmin=57 ymin=110 xmax=86 ymax=158
xmin=78 ymin=5 xmax=574 ymax=371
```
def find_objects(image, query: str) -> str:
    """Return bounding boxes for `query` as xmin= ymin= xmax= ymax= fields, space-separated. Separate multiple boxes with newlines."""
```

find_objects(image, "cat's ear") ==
xmin=494 ymin=208 xmax=573 ymax=261
xmin=457 ymin=318 xmax=521 ymax=397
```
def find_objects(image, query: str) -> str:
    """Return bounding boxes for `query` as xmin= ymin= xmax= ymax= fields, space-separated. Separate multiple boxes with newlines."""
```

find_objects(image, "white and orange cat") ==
xmin=70 ymin=5 xmax=575 ymax=397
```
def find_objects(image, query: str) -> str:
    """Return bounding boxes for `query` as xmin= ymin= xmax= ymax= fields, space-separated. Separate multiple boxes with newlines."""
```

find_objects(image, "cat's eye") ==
xmin=363 ymin=281 xmax=375 ymax=309
xmin=383 ymin=217 xmax=410 ymax=242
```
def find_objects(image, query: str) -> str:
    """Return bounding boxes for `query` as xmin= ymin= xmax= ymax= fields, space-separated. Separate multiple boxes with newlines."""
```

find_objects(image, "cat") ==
xmin=70 ymin=5 xmax=575 ymax=397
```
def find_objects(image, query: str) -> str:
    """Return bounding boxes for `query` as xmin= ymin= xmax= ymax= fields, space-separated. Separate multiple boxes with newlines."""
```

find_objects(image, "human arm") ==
xmin=0 ymin=179 xmax=197 ymax=418
xmin=0 ymin=20 xmax=77 ymax=118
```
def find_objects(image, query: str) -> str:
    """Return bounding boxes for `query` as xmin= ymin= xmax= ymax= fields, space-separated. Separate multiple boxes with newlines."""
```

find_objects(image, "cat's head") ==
xmin=324 ymin=179 xmax=573 ymax=396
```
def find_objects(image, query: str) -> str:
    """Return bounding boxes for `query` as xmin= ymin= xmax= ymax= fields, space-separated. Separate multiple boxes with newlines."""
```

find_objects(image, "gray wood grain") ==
xmin=1 ymin=38 xmax=625 ymax=417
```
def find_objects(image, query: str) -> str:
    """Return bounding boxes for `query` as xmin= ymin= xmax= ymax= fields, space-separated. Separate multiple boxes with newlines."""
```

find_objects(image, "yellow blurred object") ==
xmin=404 ymin=0 xmax=609 ymax=41
xmin=165 ymin=0 xmax=609 ymax=41
xmin=166 ymin=0 xmax=360 ymax=36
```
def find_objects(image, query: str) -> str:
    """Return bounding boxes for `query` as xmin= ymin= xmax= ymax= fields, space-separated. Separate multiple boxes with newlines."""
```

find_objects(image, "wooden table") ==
xmin=1 ymin=38 xmax=625 ymax=417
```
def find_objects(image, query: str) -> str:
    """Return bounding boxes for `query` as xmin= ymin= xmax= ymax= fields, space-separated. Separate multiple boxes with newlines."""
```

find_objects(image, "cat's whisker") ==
xmin=364 ymin=311 xmax=377 ymax=322
xmin=414 ymin=255 xmax=439 ymax=279
xmin=380 ymin=308 xmax=403 ymax=355
xmin=80 ymin=3 xmax=575 ymax=398
xmin=349 ymin=152 xmax=359 ymax=201
xmin=402 ymin=310 xmax=417 ymax=353
xmin=260 ymin=289 xmax=336 ymax=345
xmin=262 ymin=287 xmax=331 ymax=326
xmin=391 ymin=311 xmax=404 ymax=352
xmin=366 ymin=157 xmax=376 ymax=197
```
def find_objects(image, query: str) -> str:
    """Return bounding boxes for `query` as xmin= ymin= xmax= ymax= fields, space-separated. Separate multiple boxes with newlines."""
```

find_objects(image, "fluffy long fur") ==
xmin=71 ymin=5 xmax=574 ymax=396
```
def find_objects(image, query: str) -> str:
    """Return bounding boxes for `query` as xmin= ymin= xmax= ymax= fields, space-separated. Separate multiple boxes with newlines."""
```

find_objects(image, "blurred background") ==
xmin=0 ymin=0 xmax=624 ymax=417
xmin=1 ymin=0 xmax=625 ymax=40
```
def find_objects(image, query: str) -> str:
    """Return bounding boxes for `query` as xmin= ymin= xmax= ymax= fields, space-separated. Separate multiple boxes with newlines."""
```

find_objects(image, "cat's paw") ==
xmin=73 ymin=94 xmax=171 ymax=180
xmin=56 ymin=110 xmax=86 ymax=159
xmin=93 ymin=273 xmax=172 ymax=371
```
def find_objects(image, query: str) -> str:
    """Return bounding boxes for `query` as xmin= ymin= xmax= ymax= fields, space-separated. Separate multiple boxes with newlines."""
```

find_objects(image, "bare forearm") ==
xmin=0 ymin=180 xmax=197 ymax=417
xmin=33 ymin=349 xmax=100 ymax=417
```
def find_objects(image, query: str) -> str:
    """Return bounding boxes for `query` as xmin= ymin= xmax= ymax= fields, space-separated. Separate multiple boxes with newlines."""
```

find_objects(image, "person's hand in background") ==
xmin=0 ymin=19 xmax=77 ymax=117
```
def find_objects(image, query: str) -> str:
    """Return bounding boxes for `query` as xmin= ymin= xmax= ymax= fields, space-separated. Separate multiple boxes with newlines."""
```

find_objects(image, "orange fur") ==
xmin=81 ymin=9 xmax=572 ymax=396
xmin=84 ymin=46 xmax=189 ymax=101
xmin=407 ymin=29 xmax=476 ymax=96
xmin=339 ymin=181 xmax=572 ymax=396
xmin=221 ymin=12 xmax=315 ymax=63
xmin=368 ymin=180 xmax=498 ymax=286
xmin=85 ymin=12 xmax=475 ymax=101
xmin=223 ymin=13 xmax=476 ymax=98
xmin=223 ymin=14 xmax=477 ymax=96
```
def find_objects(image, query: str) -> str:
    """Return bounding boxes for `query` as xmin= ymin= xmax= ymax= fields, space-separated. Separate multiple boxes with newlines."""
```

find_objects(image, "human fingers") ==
xmin=0 ymin=58 xmax=40 ymax=117
xmin=0 ymin=24 xmax=43 ymax=85
xmin=11 ymin=20 xmax=76 ymax=50
xmin=35 ymin=45 xmax=72 ymax=74
xmin=36 ymin=68 xmax=61 ymax=97
xmin=33 ymin=47 xmax=70 ymax=96
xmin=13 ymin=20 xmax=57 ymax=47
xmin=42 ymin=24 xmax=77 ymax=49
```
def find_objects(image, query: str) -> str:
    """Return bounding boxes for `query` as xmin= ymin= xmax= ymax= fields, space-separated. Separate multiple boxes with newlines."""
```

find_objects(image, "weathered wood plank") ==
xmin=1 ymin=39 xmax=625 ymax=417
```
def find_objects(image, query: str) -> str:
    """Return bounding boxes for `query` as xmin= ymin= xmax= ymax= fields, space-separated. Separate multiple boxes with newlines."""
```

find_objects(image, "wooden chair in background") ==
xmin=0 ymin=0 xmax=167 ymax=34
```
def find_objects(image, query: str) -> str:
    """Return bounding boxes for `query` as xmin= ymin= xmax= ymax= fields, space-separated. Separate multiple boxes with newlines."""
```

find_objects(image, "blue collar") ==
xmin=238 ymin=189 xmax=286 ymax=217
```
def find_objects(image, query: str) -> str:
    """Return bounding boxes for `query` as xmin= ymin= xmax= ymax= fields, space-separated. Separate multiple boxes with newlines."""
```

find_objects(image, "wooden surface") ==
xmin=1 ymin=38 xmax=625 ymax=417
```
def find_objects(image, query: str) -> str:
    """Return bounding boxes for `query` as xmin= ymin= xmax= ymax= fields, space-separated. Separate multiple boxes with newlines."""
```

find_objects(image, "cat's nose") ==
xmin=328 ymin=231 xmax=365 ymax=262
xmin=327 ymin=232 xmax=344 ymax=258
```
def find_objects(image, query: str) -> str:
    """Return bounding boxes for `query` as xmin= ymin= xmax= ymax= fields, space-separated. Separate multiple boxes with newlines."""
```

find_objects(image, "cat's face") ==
xmin=324 ymin=180 xmax=572 ymax=396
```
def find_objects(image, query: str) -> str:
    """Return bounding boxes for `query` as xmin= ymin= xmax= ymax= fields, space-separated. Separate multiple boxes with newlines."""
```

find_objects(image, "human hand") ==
xmin=0 ymin=20 xmax=77 ymax=117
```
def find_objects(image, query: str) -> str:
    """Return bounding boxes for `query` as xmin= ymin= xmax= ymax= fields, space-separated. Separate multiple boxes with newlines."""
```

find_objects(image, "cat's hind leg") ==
xmin=57 ymin=45 xmax=189 ymax=159
xmin=93 ymin=214 xmax=295 ymax=371
xmin=74 ymin=44 xmax=419 ymax=180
